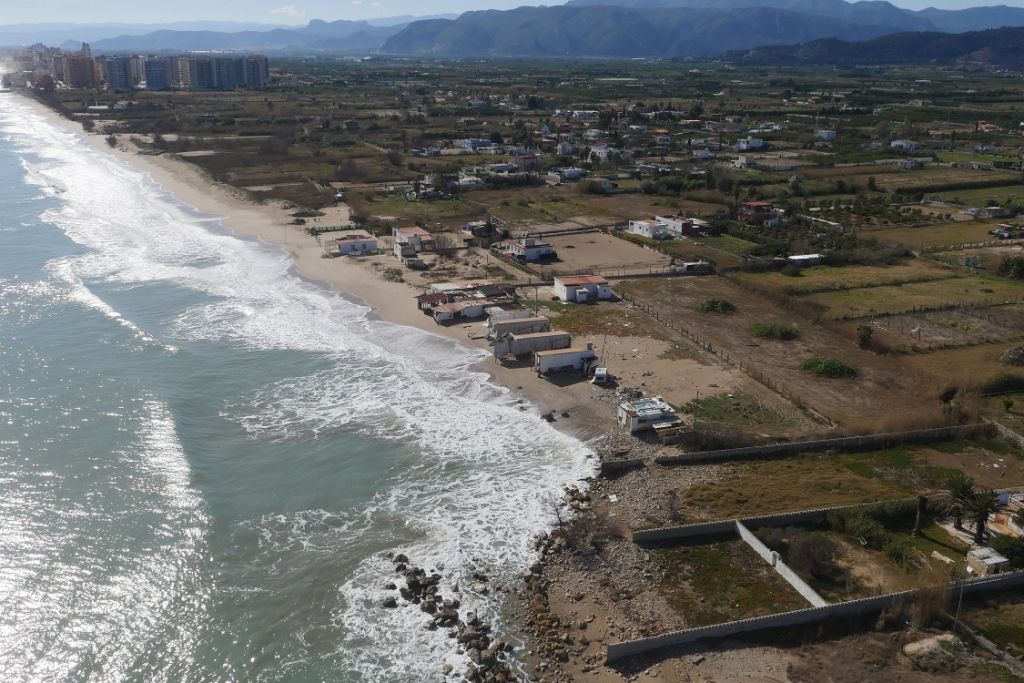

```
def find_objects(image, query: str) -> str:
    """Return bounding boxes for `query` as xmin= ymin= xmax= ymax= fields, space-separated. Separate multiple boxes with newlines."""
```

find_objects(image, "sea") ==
xmin=0 ymin=92 xmax=595 ymax=682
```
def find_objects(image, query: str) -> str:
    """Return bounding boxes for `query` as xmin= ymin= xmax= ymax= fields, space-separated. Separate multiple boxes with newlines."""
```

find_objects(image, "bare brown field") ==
xmin=542 ymin=232 xmax=672 ymax=276
xmin=616 ymin=276 xmax=945 ymax=426
xmin=904 ymin=340 xmax=1024 ymax=393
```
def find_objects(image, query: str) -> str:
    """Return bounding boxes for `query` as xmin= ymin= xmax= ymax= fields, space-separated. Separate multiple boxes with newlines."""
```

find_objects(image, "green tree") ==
xmin=945 ymin=471 xmax=975 ymax=531
xmin=966 ymin=489 xmax=1002 ymax=544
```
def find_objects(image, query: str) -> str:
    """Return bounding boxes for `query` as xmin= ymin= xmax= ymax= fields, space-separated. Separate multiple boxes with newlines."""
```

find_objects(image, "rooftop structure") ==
xmin=617 ymin=396 xmax=681 ymax=434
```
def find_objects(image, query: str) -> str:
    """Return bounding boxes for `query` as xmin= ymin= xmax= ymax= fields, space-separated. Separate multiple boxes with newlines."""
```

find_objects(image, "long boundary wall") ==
xmin=655 ymin=425 xmax=988 ymax=467
xmin=606 ymin=570 xmax=1024 ymax=663
xmin=634 ymin=489 xmax=1024 ymax=545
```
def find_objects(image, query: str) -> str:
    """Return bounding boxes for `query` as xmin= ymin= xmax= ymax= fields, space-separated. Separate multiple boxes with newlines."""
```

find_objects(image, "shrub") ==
xmin=884 ymin=537 xmax=922 ymax=569
xmin=992 ymin=534 xmax=1024 ymax=569
xmin=997 ymin=255 xmax=1024 ymax=280
xmin=788 ymin=532 xmax=841 ymax=581
xmin=803 ymin=356 xmax=857 ymax=378
xmin=828 ymin=511 xmax=888 ymax=549
xmin=857 ymin=324 xmax=873 ymax=349
xmin=698 ymin=299 xmax=736 ymax=314
xmin=780 ymin=263 xmax=802 ymax=277
xmin=980 ymin=373 xmax=1024 ymax=395
xmin=752 ymin=322 xmax=799 ymax=340
xmin=382 ymin=268 xmax=404 ymax=282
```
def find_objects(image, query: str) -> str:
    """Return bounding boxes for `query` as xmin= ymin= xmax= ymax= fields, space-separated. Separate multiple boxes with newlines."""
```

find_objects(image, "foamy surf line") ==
xmin=2 ymin=93 xmax=598 ymax=680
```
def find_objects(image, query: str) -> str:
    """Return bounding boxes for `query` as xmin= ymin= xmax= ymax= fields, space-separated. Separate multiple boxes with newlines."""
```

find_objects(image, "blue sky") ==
xmin=2 ymin=0 xmax=1022 ymax=24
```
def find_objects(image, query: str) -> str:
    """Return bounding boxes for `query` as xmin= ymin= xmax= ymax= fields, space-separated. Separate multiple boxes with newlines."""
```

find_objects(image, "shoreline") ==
xmin=17 ymin=92 xmax=612 ymax=445
xmin=16 ymin=93 xmax=780 ymax=681
xmin=17 ymin=92 xmax=620 ymax=678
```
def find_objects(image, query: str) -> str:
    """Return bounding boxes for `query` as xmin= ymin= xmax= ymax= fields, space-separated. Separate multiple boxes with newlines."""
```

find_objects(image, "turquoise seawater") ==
xmin=0 ymin=93 xmax=594 ymax=682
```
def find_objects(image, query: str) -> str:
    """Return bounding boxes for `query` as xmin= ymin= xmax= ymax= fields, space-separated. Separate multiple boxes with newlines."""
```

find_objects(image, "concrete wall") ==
xmin=633 ymin=500 xmax=894 ymax=545
xmin=991 ymin=420 xmax=1024 ymax=452
xmin=655 ymin=425 xmax=988 ymax=467
xmin=634 ymin=491 xmax=1024 ymax=545
xmin=736 ymin=521 xmax=828 ymax=608
xmin=606 ymin=570 xmax=1024 ymax=663
xmin=599 ymin=459 xmax=644 ymax=477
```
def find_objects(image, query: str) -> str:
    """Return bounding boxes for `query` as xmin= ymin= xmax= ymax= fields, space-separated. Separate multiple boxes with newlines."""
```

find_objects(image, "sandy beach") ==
xmin=20 ymin=92 xmax=754 ymax=448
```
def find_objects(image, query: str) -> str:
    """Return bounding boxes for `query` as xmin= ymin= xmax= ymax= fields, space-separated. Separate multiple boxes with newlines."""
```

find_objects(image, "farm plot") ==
xmin=868 ymin=220 xmax=1002 ymax=250
xmin=616 ymin=276 xmax=936 ymax=426
xmin=928 ymin=184 xmax=1024 ymax=208
xmin=680 ymin=438 xmax=1023 ymax=522
xmin=874 ymin=167 xmax=1021 ymax=192
xmin=931 ymin=243 xmax=1024 ymax=276
xmin=733 ymin=260 xmax=957 ymax=296
xmin=543 ymin=232 xmax=673 ymax=276
xmin=869 ymin=307 xmax=1024 ymax=350
xmin=803 ymin=276 xmax=1023 ymax=320
xmin=905 ymin=340 xmax=1024 ymax=393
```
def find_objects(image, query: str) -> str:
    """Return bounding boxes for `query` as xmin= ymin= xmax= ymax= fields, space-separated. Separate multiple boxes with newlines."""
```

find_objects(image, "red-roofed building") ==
xmin=738 ymin=200 xmax=773 ymax=224
xmin=553 ymin=275 xmax=613 ymax=303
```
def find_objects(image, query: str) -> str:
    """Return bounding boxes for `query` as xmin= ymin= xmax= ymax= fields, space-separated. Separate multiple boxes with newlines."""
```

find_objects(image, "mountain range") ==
xmin=380 ymin=1 xmax=1024 ymax=57
xmin=731 ymin=25 xmax=1024 ymax=68
xmin=85 ymin=20 xmax=405 ymax=53
xmin=7 ymin=2 xmax=1024 ymax=59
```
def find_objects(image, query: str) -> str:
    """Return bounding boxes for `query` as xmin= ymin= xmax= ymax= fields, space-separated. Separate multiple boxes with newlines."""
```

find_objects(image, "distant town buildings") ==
xmin=17 ymin=41 xmax=269 ymax=92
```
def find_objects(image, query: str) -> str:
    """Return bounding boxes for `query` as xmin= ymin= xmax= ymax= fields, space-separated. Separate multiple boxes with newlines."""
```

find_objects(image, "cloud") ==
xmin=270 ymin=4 xmax=305 ymax=16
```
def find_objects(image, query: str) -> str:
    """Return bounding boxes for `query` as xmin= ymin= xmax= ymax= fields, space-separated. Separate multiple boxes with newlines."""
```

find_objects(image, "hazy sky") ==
xmin=2 ymin=0 xmax=1022 ymax=24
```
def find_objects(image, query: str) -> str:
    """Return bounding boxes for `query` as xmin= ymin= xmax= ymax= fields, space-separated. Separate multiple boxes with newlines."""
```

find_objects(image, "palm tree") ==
xmin=913 ymin=495 xmax=929 ymax=537
xmin=965 ymin=489 xmax=1002 ymax=545
xmin=945 ymin=472 xmax=975 ymax=531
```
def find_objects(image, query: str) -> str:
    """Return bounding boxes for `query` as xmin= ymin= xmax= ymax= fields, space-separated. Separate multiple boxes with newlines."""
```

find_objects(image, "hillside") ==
xmin=85 ymin=20 xmax=403 ymax=53
xmin=730 ymin=26 xmax=1024 ymax=68
xmin=381 ymin=5 xmax=909 ymax=57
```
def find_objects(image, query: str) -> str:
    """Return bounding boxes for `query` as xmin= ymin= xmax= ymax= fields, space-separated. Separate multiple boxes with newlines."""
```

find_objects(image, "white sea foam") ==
xmin=0 ymin=94 xmax=596 ymax=680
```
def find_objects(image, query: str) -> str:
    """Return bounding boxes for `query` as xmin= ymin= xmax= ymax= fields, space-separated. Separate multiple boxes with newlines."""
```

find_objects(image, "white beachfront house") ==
xmin=393 ymin=226 xmax=436 ymax=252
xmin=326 ymin=230 xmax=378 ymax=256
xmin=552 ymin=275 xmax=613 ymax=303
xmin=500 ymin=237 xmax=556 ymax=262
xmin=627 ymin=219 xmax=673 ymax=240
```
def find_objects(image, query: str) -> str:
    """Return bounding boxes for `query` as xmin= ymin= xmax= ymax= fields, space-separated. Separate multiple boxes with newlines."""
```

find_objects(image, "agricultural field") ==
xmin=542 ymin=232 xmax=672 ymax=277
xmin=868 ymin=220 xmax=1005 ymax=249
xmin=803 ymin=275 xmax=1023 ymax=320
xmin=928 ymin=184 xmax=1024 ymax=209
xmin=617 ymin=275 xmax=948 ymax=426
xmin=733 ymin=260 xmax=957 ymax=296
xmin=679 ymin=437 xmax=1022 ymax=522
xmin=905 ymin=340 xmax=1024 ymax=395
xmin=868 ymin=305 xmax=1024 ymax=351
xmin=931 ymin=243 xmax=1024 ymax=276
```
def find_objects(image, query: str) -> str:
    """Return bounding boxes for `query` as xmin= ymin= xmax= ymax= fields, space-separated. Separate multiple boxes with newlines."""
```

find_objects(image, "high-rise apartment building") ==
xmin=104 ymin=55 xmax=134 ymax=91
